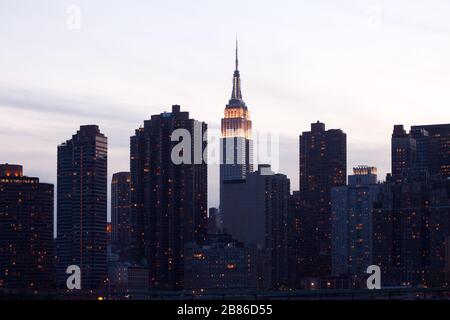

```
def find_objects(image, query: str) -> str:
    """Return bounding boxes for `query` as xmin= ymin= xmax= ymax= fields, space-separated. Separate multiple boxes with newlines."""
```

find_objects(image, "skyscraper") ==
xmin=411 ymin=124 xmax=450 ymax=178
xmin=111 ymin=172 xmax=132 ymax=261
xmin=331 ymin=166 xmax=381 ymax=278
xmin=410 ymin=127 xmax=435 ymax=175
xmin=372 ymin=174 xmax=449 ymax=287
xmin=298 ymin=121 xmax=347 ymax=280
xmin=57 ymin=125 xmax=108 ymax=291
xmin=220 ymin=41 xmax=253 ymax=206
xmin=391 ymin=125 xmax=416 ymax=181
xmin=222 ymin=164 xmax=290 ymax=289
xmin=130 ymin=105 xmax=208 ymax=290
xmin=375 ymin=123 xmax=450 ymax=287
xmin=0 ymin=164 xmax=54 ymax=293
xmin=288 ymin=191 xmax=302 ymax=288
xmin=391 ymin=123 xmax=450 ymax=180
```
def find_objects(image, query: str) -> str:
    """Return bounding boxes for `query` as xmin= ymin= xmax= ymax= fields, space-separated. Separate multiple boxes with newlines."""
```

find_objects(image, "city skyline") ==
xmin=3 ymin=1 xmax=450 ymax=306
xmin=3 ymin=1 xmax=450 ymax=212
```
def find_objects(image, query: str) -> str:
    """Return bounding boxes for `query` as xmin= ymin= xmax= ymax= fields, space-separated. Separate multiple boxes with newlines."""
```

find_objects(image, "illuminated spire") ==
xmin=230 ymin=39 xmax=243 ymax=103
xmin=235 ymin=38 xmax=239 ymax=71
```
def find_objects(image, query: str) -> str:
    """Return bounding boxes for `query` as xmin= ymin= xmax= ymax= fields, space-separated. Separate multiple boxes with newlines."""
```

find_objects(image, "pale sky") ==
xmin=1 ymin=0 xmax=450 ymax=216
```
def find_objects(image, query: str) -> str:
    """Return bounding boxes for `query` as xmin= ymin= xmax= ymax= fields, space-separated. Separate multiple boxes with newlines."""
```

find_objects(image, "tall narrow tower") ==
xmin=298 ymin=122 xmax=347 ymax=278
xmin=220 ymin=41 xmax=253 ymax=192
xmin=130 ymin=105 xmax=208 ymax=290
xmin=57 ymin=125 xmax=108 ymax=291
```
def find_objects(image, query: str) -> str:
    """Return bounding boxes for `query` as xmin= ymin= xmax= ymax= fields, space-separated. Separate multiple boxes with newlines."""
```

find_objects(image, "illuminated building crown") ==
xmin=221 ymin=40 xmax=252 ymax=139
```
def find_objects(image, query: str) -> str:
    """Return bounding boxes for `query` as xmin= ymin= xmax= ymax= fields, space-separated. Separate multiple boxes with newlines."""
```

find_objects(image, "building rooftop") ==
xmin=0 ymin=164 xmax=23 ymax=177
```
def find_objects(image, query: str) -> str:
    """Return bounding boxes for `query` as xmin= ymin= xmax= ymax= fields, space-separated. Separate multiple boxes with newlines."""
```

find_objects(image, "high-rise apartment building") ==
xmin=391 ymin=123 xmax=450 ymax=180
xmin=111 ymin=172 xmax=132 ymax=261
xmin=298 ymin=121 xmax=347 ymax=279
xmin=57 ymin=125 xmax=108 ymax=291
xmin=372 ymin=174 xmax=450 ymax=287
xmin=222 ymin=164 xmax=290 ymax=288
xmin=0 ymin=164 xmax=54 ymax=292
xmin=331 ymin=166 xmax=381 ymax=278
xmin=391 ymin=125 xmax=417 ymax=181
xmin=130 ymin=105 xmax=208 ymax=290
xmin=411 ymin=124 xmax=450 ymax=178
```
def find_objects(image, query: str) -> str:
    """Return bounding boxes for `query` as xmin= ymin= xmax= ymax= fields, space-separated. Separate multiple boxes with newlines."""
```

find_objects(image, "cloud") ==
xmin=0 ymin=84 xmax=143 ymax=123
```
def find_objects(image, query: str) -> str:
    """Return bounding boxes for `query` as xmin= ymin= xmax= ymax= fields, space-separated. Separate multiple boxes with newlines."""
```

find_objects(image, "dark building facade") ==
xmin=373 ymin=174 xmax=450 ymax=287
xmin=298 ymin=121 xmax=347 ymax=280
xmin=57 ymin=125 xmax=108 ymax=291
xmin=410 ymin=127 xmax=435 ymax=175
xmin=130 ymin=105 xmax=208 ymax=290
xmin=411 ymin=124 xmax=450 ymax=178
xmin=287 ymin=191 xmax=301 ymax=288
xmin=222 ymin=165 xmax=290 ymax=289
xmin=0 ymin=164 xmax=54 ymax=293
xmin=108 ymin=260 xmax=149 ymax=299
xmin=391 ymin=125 xmax=416 ymax=181
xmin=331 ymin=166 xmax=381 ymax=279
xmin=207 ymin=207 xmax=223 ymax=235
xmin=376 ymin=123 xmax=450 ymax=288
xmin=392 ymin=124 xmax=450 ymax=180
xmin=184 ymin=234 xmax=271 ymax=293
xmin=111 ymin=172 xmax=132 ymax=261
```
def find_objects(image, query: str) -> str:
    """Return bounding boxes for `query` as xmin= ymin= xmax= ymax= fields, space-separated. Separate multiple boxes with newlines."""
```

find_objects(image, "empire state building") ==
xmin=220 ymin=41 xmax=253 ymax=187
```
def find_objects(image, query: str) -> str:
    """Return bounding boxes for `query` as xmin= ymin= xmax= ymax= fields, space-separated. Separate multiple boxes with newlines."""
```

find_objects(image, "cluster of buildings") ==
xmin=1 ymin=46 xmax=450 ymax=298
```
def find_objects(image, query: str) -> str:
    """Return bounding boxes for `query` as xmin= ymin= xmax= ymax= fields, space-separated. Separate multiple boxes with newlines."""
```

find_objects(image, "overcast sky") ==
xmin=1 ymin=0 xmax=450 ymax=217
